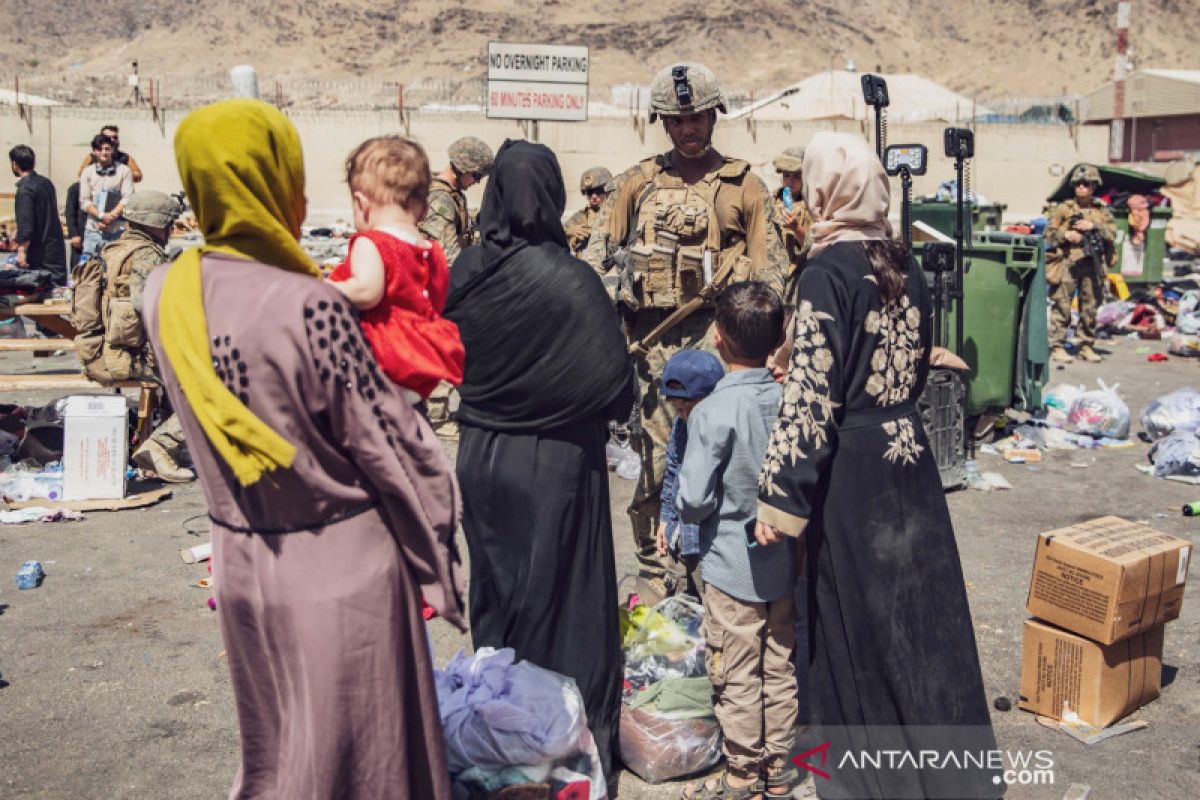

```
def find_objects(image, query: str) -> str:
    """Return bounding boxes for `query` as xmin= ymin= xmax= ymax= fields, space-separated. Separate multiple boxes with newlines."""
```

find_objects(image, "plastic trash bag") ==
xmin=618 ymin=704 xmax=722 ymax=784
xmin=623 ymin=596 xmax=706 ymax=691
xmin=1149 ymin=432 xmax=1200 ymax=477
xmin=1141 ymin=388 xmax=1200 ymax=441
xmin=1067 ymin=380 xmax=1131 ymax=439
xmin=1043 ymin=383 xmax=1085 ymax=425
xmin=1168 ymin=332 xmax=1200 ymax=357
xmin=1096 ymin=300 xmax=1135 ymax=330
xmin=606 ymin=429 xmax=640 ymax=480
xmin=1177 ymin=311 xmax=1200 ymax=336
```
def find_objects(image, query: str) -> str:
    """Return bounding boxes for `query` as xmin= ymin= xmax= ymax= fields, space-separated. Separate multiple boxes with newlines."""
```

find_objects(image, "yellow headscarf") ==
xmin=159 ymin=99 xmax=320 ymax=486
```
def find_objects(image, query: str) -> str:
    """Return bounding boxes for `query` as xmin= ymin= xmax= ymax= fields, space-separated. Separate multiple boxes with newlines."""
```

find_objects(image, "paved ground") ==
xmin=1 ymin=338 xmax=1199 ymax=799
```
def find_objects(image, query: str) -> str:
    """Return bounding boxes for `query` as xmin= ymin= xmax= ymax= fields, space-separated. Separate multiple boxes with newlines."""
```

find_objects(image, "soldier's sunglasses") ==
xmin=584 ymin=188 xmax=606 ymax=197
xmin=779 ymin=171 xmax=801 ymax=179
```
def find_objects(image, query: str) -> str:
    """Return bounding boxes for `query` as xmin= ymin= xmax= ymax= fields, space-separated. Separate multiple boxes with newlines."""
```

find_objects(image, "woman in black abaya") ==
xmin=444 ymin=140 xmax=636 ymax=789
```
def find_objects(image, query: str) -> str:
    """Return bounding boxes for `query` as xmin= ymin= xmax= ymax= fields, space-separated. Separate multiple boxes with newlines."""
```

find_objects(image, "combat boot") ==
xmin=132 ymin=439 xmax=196 ymax=483
xmin=1078 ymin=344 xmax=1103 ymax=363
xmin=1050 ymin=346 xmax=1074 ymax=364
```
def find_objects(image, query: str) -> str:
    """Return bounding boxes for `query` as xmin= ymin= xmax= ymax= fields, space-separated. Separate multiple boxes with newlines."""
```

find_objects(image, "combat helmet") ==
xmin=123 ymin=191 xmax=182 ymax=229
xmin=580 ymin=167 xmax=613 ymax=194
xmin=772 ymin=147 xmax=806 ymax=174
xmin=448 ymin=136 xmax=494 ymax=177
xmin=1071 ymin=164 xmax=1102 ymax=186
xmin=648 ymin=62 xmax=727 ymax=122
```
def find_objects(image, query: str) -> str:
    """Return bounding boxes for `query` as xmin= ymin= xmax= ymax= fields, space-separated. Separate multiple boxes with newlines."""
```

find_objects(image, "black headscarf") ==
xmin=445 ymin=140 xmax=634 ymax=432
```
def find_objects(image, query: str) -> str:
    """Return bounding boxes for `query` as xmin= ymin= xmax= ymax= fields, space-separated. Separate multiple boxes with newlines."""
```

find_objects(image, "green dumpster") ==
xmin=912 ymin=200 xmax=1008 ymax=239
xmin=1111 ymin=206 xmax=1172 ymax=285
xmin=920 ymin=233 xmax=1048 ymax=416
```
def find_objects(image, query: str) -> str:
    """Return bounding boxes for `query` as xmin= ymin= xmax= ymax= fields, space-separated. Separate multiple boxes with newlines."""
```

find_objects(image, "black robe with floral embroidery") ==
xmin=757 ymin=243 xmax=998 ymax=800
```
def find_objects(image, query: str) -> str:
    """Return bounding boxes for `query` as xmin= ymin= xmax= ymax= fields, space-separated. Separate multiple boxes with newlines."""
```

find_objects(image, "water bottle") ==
xmin=781 ymin=186 xmax=794 ymax=211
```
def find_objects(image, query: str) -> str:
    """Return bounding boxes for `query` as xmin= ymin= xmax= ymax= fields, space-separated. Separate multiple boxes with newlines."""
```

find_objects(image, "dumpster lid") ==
xmin=1047 ymin=163 xmax=1165 ymax=203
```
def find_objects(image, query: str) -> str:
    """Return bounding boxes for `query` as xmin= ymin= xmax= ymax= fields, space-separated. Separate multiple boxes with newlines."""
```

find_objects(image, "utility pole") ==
xmin=1110 ymin=1 xmax=1132 ymax=162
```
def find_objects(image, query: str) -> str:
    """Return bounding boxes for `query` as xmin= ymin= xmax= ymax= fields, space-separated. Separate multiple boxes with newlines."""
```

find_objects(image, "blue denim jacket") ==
xmin=659 ymin=417 xmax=701 ymax=555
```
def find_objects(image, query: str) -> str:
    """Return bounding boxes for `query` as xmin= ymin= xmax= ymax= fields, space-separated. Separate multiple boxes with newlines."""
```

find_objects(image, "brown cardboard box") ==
xmin=1025 ymin=516 xmax=1190 ymax=645
xmin=1019 ymin=618 xmax=1163 ymax=727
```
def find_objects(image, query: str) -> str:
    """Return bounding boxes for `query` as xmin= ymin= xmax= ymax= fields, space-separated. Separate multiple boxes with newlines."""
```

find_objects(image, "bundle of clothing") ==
xmin=618 ymin=596 xmax=722 ymax=784
xmin=435 ymin=647 xmax=606 ymax=800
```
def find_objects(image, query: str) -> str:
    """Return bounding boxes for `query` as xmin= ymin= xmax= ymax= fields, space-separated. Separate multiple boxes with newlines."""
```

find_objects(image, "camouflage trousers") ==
xmin=627 ymin=309 xmax=718 ymax=581
xmin=1049 ymin=259 xmax=1103 ymax=347
xmin=145 ymin=413 xmax=187 ymax=464
xmin=425 ymin=381 xmax=459 ymax=435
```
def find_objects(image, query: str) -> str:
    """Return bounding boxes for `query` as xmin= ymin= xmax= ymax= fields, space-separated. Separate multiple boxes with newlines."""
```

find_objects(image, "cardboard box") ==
xmin=1026 ymin=516 xmax=1190 ymax=644
xmin=63 ymin=395 xmax=128 ymax=501
xmin=1019 ymin=618 xmax=1163 ymax=727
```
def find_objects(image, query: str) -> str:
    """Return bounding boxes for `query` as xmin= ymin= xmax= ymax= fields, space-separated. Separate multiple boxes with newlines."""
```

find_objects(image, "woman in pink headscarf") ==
xmin=754 ymin=133 xmax=996 ymax=799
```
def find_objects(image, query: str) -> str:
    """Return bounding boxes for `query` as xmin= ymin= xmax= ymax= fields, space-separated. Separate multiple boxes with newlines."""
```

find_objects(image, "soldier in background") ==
xmin=771 ymin=146 xmax=813 ymax=291
xmin=565 ymin=166 xmax=613 ymax=254
xmin=419 ymin=136 xmax=494 ymax=266
xmin=421 ymin=136 xmax=493 ymax=435
xmin=1045 ymin=164 xmax=1115 ymax=364
xmin=581 ymin=164 xmax=643 ymax=276
xmin=72 ymin=191 xmax=193 ymax=482
xmin=603 ymin=62 xmax=783 ymax=599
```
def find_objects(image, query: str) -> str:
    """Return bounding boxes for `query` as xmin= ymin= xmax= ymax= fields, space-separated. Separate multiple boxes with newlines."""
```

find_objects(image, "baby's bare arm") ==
xmin=328 ymin=237 xmax=386 ymax=310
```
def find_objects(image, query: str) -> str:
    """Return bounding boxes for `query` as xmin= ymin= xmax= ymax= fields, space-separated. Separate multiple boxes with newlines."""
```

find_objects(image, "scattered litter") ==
xmin=1062 ymin=784 xmax=1093 ymax=800
xmin=1070 ymin=462 xmax=1089 ymax=469
xmin=978 ymin=443 xmax=998 ymax=456
xmin=1183 ymin=501 xmax=1200 ymax=517
xmin=196 ymin=578 xmax=213 ymax=589
xmin=1035 ymin=714 xmax=1149 ymax=745
xmin=15 ymin=560 xmax=44 ymax=589
xmin=1026 ymin=466 xmax=1041 ymax=473
xmin=606 ymin=435 xmax=639 ymax=481
xmin=207 ymin=596 xmax=216 ymax=611
xmin=179 ymin=542 xmax=213 ymax=564
xmin=1042 ymin=383 xmax=1085 ymax=426
xmin=1005 ymin=449 xmax=1041 ymax=463
xmin=0 ymin=506 xmax=83 ymax=524
xmin=1137 ymin=462 xmax=1200 ymax=484
xmin=993 ymin=696 xmax=1012 ymax=712
xmin=1148 ymin=352 xmax=1169 ymax=362
xmin=967 ymin=468 xmax=1012 ymax=492
xmin=1135 ymin=346 xmax=1151 ymax=355
xmin=4 ymin=486 xmax=172 ymax=512
xmin=1168 ymin=331 xmax=1200 ymax=357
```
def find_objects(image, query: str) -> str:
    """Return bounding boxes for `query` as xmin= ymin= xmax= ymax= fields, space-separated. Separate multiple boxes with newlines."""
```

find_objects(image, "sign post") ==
xmin=486 ymin=42 xmax=589 ymax=138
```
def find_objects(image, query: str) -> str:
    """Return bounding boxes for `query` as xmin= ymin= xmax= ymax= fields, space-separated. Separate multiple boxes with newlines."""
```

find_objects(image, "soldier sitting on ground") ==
xmin=1045 ymin=164 xmax=1116 ymax=364
xmin=71 ymin=191 xmax=194 ymax=482
xmin=565 ymin=167 xmax=613 ymax=254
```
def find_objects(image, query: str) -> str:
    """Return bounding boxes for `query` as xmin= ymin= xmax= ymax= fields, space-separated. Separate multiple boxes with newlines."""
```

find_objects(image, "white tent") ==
xmin=0 ymin=88 xmax=60 ymax=107
xmin=728 ymin=71 xmax=990 ymax=123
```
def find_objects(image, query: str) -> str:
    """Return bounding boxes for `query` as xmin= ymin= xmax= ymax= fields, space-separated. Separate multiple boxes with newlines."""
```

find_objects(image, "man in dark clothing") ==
xmin=64 ymin=182 xmax=88 ymax=267
xmin=9 ymin=145 xmax=66 ymax=285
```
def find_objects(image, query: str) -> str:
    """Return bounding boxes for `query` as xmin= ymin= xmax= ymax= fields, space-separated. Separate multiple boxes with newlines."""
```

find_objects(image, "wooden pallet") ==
xmin=0 ymin=338 xmax=77 ymax=352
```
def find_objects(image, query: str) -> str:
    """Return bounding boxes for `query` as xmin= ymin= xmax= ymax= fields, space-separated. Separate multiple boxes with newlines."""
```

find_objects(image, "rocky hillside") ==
xmin=6 ymin=0 xmax=1199 ymax=101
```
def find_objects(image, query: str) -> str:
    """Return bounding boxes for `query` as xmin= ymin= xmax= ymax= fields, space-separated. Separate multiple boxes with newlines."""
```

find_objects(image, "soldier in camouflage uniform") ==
xmin=771 ymin=146 xmax=813 ymax=293
xmin=565 ymin=166 xmax=613 ymax=254
xmin=419 ymin=135 xmax=494 ymax=266
xmin=1045 ymin=164 xmax=1116 ymax=364
xmin=603 ymin=62 xmax=785 ymax=597
xmin=582 ymin=164 xmax=644 ymax=276
xmin=420 ymin=136 xmax=493 ymax=434
xmin=74 ymin=191 xmax=194 ymax=482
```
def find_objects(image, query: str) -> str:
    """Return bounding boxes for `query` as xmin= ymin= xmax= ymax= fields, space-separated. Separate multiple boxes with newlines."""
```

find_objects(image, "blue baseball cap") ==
xmin=661 ymin=350 xmax=724 ymax=400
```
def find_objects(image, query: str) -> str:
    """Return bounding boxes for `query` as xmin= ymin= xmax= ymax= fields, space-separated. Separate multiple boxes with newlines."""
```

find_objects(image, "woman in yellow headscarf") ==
xmin=143 ymin=99 xmax=463 ymax=799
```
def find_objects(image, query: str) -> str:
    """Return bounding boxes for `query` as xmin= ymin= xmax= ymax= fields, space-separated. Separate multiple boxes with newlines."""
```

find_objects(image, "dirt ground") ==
xmin=1 ymin=336 xmax=1198 ymax=800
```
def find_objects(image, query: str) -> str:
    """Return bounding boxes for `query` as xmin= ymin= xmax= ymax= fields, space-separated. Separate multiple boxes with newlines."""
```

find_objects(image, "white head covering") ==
xmin=803 ymin=132 xmax=893 ymax=257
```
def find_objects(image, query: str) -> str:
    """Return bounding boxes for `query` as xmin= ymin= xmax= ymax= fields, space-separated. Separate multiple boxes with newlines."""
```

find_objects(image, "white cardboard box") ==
xmin=63 ymin=395 xmax=128 ymax=501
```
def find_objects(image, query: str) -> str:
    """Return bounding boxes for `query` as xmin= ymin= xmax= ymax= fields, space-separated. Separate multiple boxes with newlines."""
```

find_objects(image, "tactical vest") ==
xmin=623 ymin=156 xmax=751 ymax=310
xmin=71 ymin=231 xmax=159 ymax=383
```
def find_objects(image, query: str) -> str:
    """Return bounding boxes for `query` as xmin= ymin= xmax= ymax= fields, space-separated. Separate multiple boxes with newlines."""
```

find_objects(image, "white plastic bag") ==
xmin=1168 ymin=332 xmax=1200 ymax=357
xmin=1141 ymin=388 xmax=1200 ymax=441
xmin=1043 ymin=383 xmax=1085 ymax=426
xmin=1150 ymin=432 xmax=1200 ymax=477
xmin=1067 ymin=380 xmax=1131 ymax=439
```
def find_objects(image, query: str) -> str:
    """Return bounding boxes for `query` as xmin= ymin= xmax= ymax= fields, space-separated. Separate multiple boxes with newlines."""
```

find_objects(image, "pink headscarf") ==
xmin=803 ymin=132 xmax=893 ymax=257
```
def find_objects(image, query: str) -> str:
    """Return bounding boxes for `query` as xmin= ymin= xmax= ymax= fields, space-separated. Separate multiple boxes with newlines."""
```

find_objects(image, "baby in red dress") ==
xmin=328 ymin=136 xmax=464 ymax=404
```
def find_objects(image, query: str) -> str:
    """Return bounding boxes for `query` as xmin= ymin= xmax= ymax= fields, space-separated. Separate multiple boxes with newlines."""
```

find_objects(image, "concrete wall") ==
xmin=1 ymin=105 xmax=1109 ymax=224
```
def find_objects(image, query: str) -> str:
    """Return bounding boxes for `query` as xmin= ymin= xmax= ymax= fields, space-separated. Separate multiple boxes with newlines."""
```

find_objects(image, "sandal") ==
xmin=763 ymin=763 xmax=801 ymax=796
xmin=679 ymin=771 xmax=764 ymax=800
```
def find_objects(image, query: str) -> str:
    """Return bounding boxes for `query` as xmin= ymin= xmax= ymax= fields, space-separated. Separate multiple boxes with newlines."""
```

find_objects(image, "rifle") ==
xmin=1069 ymin=213 xmax=1110 ymax=283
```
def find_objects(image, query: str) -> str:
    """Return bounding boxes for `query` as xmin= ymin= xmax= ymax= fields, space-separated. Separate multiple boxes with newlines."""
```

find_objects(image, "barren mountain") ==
xmin=5 ymin=0 xmax=1200 ymax=101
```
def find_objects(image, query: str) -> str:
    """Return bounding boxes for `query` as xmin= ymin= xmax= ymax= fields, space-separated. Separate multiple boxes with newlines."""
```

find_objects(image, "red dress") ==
xmin=329 ymin=229 xmax=464 ymax=398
